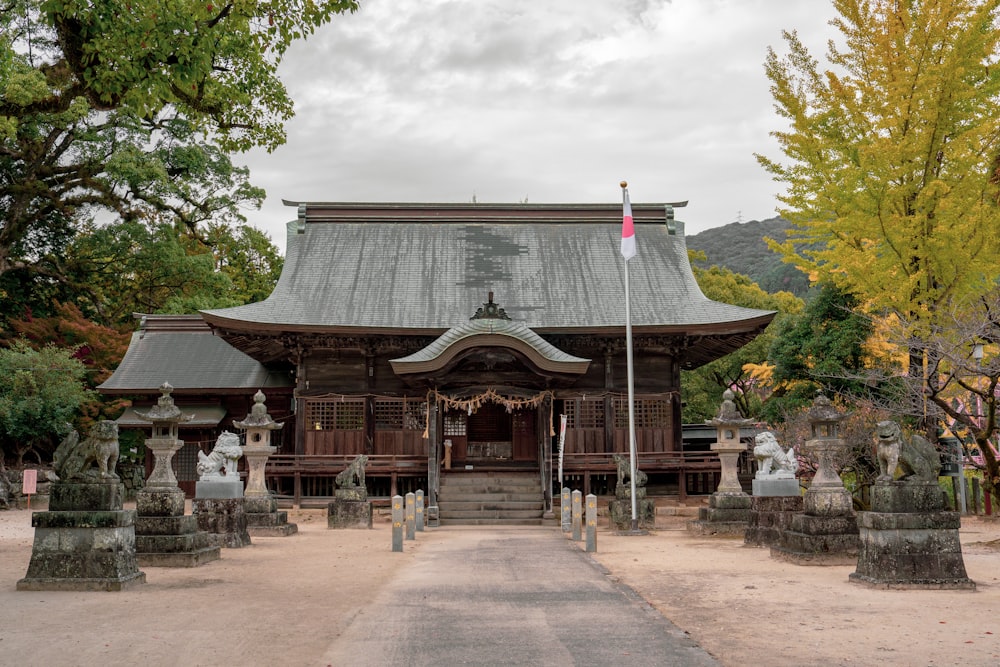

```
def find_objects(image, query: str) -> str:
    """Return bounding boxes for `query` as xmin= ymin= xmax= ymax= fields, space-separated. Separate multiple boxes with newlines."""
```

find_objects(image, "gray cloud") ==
xmin=237 ymin=0 xmax=839 ymax=251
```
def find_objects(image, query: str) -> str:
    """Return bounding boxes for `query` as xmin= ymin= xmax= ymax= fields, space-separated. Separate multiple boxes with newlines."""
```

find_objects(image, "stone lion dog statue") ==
xmin=753 ymin=431 xmax=798 ymax=478
xmin=197 ymin=431 xmax=243 ymax=479
xmin=53 ymin=420 xmax=120 ymax=481
xmin=875 ymin=420 xmax=941 ymax=482
xmin=336 ymin=454 xmax=369 ymax=490
xmin=613 ymin=453 xmax=648 ymax=490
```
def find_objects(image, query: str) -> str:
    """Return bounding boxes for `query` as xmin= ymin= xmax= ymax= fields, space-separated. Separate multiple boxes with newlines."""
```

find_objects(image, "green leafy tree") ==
xmin=1 ymin=0 xmax=357 ymax=277
xmin=758 ymin=0 xmax=1000 ymax=369
xmin=202 ymin=222 xmax=283 ymax=304
xmin=0 ymin=339 xmax=95 ymax=465
xmin=762 ymin=283 xmax=874 ymax=422
xmin=682 ymin=253 xmax=803 ymax=422
xmin=57 ymin=219 xmax=241 ymax=327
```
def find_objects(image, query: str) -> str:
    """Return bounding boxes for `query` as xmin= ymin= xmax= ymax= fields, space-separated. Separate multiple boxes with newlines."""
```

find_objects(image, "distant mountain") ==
xmin=686 ymin=217 xmax=810 ymax=298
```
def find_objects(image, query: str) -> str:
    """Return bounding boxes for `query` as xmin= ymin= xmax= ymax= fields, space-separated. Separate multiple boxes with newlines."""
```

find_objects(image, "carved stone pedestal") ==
xmin=770 ymin=510 xmax=858 ymax=565
xmin=245 ymin=496 xmax=298 ymax=536
xmin=771 ymin=413 xmax=859 ymax=565
xmin=849 ymin=481 xmax=974 ymax=589
xmin=687 ymin=493 xmax=753 ymax=536
xmin=135 ymin=488 xmax=221 ymax=567
xmin=745 ymin=495 xmax=803 ymax=548
xmin=193 ymin=497 xmax=252 ymax=548
xmin=609 ymin=498 xmax=655 ymax=530
xmin=328 ymin=499 xmax=373 ymax=529
xmin=17 ymin=480 xmax=146 ymax=591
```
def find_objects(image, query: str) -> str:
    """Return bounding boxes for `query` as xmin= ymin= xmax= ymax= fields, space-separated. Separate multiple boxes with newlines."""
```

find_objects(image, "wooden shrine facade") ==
xmin=194 ymin=201 xmax=776 ymax=508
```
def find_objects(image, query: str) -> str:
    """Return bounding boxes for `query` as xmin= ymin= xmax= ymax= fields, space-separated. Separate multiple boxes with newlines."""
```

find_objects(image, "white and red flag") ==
xmin=620 ymin=186 xmax=636 ymax=260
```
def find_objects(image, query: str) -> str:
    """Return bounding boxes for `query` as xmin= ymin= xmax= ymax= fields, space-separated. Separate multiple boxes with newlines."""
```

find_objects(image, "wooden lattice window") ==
xmin=375 ymin=398 xmax=427 ymax=431
xmin=305 ymin=398 xmax=365 ymax=431
xmin=613 ymin=397 xmax=671 ymax=428
xmin=443 ymin=411 xmax=466 ymax=436
xmin=564 ymin=398 xmax=605 ymax=429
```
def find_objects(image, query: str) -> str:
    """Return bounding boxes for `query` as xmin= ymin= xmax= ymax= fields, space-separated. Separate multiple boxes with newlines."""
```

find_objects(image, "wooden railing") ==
xmin=560 ymin=451 xmax=719 ymax=471
xmin=267 ymin=453 xmax=425 ymax=474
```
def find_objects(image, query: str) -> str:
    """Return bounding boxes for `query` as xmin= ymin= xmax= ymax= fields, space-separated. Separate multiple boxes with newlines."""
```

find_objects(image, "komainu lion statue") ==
xmin=197 ymin=431 xmax=243 ymax=480
xmin=336 ymin=454 xmax=369 ymax=489
xmin=53 ymin=420 xmax=120 ymax=481
xmin=613 ymin=453 xmax=648 ymax=489
xmin=753 ymin=431 xmax=798 ymax=478
xmin=875 ymin=420 xmax=941 ymax=482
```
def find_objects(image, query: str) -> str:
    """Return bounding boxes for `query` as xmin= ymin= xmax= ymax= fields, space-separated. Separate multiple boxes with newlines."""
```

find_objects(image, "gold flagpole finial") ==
xmin=620 ymin=181 xmax=628 ymax=189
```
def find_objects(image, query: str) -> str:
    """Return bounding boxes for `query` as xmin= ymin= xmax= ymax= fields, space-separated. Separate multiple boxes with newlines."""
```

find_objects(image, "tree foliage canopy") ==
xmin=759 ymin=0 xmax=1000 ymax=332
xmin=682 ymin=254 xmax=803 ymax=422
xmin=0 ymin=339 xmax=94 ymax=465
xmin=0 ymin=0 xmax=356 ymax=277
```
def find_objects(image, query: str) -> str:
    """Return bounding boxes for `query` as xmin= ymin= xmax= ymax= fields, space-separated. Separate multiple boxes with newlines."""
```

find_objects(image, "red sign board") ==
xmin=22 ymin=469 xmax=37 ymax=495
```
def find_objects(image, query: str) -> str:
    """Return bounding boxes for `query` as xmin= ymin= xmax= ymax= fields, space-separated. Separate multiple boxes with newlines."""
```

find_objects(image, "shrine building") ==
xmin=100 ymin=201 xmax=774 ymax=516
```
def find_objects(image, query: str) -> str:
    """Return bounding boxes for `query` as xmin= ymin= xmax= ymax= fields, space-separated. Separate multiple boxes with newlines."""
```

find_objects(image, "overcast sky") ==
xmin=237 ymin=0 xmax=841 ymax=252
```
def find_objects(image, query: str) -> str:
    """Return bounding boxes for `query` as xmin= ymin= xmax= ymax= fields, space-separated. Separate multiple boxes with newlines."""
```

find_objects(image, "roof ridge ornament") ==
xmin=470 ymin=291 xmax=510 ymax=321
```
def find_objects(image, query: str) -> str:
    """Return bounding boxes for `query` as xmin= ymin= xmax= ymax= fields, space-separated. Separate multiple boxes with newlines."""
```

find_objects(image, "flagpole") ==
xmin=621 ymin=182 xmax=639 ymax=531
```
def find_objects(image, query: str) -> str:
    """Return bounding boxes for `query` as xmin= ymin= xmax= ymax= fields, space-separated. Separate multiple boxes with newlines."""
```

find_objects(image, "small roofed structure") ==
xmin=99 ymin=315 xmax=294 ymax=495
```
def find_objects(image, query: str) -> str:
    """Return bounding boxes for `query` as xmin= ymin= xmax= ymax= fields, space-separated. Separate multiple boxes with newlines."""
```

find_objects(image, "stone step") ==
xmin=438 ymin=473 xmax=544 ymax=525
xmin=439 ymin=509 xmax=544 ymax=520
xmin=441 ymin=477 xmax=541 ymax=488
xmin=656 ymin=506 xmax=701 ymax=517
xmin=437 ymin=501 xmax=544 ymax=512
xmin=439 ymin=518 xmax=544 ymax=526
xmin=438 ymin=489 xmax=542 ymax=503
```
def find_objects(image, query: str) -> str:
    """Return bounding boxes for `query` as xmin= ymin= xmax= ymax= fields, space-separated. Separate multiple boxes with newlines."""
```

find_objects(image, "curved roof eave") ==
xmin=390 ymin=323 xmax=591 ymax=377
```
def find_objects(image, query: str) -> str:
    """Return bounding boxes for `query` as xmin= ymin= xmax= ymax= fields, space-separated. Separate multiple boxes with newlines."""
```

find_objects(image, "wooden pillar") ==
xmin=539 ymin=396 xmax=552 ymax=514
xmin=364 ymin=396 xmax=375 ymax=455
xmin=365 ymin=353 xmax=375 ymax=454
xmin=426 ymin=398 xmax=440 ymax=525
xmin=294 ymin=348 xmax=307 ymax=458
xmin=603 ymin=352 xmax=614 ymax=453
xmin=670 ymin=356 xmax=683 ymax=451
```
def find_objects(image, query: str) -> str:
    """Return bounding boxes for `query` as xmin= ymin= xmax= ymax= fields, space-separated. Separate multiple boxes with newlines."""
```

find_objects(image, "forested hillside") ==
xmin=687 ymin=217 xmax=810 ymax=298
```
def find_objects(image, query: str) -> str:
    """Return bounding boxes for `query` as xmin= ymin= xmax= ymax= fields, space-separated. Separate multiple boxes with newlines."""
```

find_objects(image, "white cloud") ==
xmin=237 ymin=0 xmax=841 ymax=250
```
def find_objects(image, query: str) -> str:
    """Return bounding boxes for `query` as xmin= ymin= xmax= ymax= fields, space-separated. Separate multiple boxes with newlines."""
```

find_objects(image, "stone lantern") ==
xmin=233 ymin=391 xmax=297 ymax=536
xmin=134 ymin=382 xmax=192 ymax=510
xmin=688 ymin=390 xmax=753 ymax=535
xmin=770 ymin=393 xmax=858 ymax=564
xmin=802 ymin=393 xmax=853 ymax=516
xmin=708 ymin=390 xmax=753 ymax=495
xmin=132 ymin=382 xmax=220 ymax=566
xmin=234 ymin=390 xmax=282 ymax=501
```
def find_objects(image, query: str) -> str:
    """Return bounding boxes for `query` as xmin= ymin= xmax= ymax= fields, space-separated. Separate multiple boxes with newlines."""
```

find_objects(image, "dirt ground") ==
xmin=1 ymin=505 xmax=999 ymax=666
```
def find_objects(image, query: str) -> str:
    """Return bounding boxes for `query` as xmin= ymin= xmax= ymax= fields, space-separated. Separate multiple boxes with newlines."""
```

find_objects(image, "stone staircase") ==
xmin=438 ymin=472 xmax=545 ymax=526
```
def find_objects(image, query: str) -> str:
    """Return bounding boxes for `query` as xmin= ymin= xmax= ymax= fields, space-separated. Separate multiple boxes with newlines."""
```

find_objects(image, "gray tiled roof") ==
xmin=99 ymin=317 xmax=293 ymax=394
xmin=202 ymin=203 xmax=774 ymax=333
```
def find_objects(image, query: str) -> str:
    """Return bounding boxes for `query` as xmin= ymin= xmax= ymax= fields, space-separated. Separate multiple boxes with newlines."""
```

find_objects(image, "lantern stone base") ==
xmin=135 ymin=487 xmax=221 ymax=567
xmin=17 ymin=480 xmax=146 ymax=591
xmin=244 ymin=496 xmax=298 ymax=536
xmin=608 ymin=498 xmax=655 ymax=530
xmin=193 ymin=498 xmax=252 ymax=548
xmin=770 ymin=511 xmax=858 ymax=565
xmin=687 ymin=493 xmax=751 ymax=536
xmin=849 ymin=481 xmax=974 ymax=589
xmin=328 ymin=499 xmax=373 ymax=529
xmin=745 ymin=495 xmax=804 ymax=547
